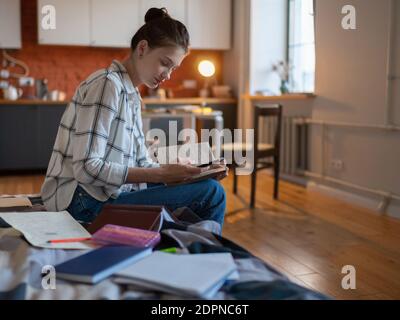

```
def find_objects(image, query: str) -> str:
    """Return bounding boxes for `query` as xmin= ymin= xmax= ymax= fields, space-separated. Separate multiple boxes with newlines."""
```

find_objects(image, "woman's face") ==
xmin=136 ymin=41 xmax=187 ymax=89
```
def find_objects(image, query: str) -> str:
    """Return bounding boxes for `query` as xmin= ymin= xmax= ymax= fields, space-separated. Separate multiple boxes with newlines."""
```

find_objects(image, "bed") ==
xmin=0 ymin=196 xmax=328 ymax=300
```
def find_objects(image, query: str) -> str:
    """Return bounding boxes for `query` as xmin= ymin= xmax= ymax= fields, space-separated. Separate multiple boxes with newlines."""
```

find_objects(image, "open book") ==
xmin=155 ymin=142 xmax=227 ymax=186
xmin=155 ymin=142 xmax=216 ymax=166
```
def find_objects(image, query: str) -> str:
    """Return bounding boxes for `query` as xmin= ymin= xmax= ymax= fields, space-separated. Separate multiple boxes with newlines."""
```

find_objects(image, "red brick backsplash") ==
xmin=5 ymin=0 xmax=223 ymax=99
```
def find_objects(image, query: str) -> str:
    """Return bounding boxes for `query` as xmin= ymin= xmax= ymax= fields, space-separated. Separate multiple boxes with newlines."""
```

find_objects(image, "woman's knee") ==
xmin=204 ymin=179 xmax=226 ymax=205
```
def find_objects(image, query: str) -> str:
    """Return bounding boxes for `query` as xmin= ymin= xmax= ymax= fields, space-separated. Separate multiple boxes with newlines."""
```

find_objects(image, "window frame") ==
xmin=286 ymin=0 xmax=316 ymax=93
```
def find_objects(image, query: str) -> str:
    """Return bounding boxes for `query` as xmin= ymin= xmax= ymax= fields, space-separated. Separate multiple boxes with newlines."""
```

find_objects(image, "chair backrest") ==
xmin=253 ymin=104 xmax=283 ymax=156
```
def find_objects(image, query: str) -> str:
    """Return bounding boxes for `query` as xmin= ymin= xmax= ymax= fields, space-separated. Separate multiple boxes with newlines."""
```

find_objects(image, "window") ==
xmin=288 ymin=0 xmax=315 ymax=93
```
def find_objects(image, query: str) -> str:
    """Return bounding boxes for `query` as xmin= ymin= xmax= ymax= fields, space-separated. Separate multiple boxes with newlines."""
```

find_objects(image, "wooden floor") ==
xmin=1 ymin=171 xmax=400 ymax=300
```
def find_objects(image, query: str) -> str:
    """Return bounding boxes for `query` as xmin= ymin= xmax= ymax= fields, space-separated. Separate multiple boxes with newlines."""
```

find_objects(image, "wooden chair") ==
xmin=222 ymin=104 xmax=282 ymax=208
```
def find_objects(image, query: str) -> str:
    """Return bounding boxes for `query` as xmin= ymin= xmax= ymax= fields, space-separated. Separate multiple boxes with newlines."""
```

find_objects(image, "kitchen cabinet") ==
xmin=187 ymin=0 xmax=231 ymax=50
xmin=143 ymin=101 xmax=236 ymax=148
xmin=139 ymin=0 xmax=186 ymax=25
xmin=144 ymin=100 xmax=237 ymax=131
xmin=38 ymin=0 xmax=91 ymax=46
xmin=37 ymin=0 xmax=231 ymax=50
xmin=90 ymin=0 xmax=140 ymax=47
xmin=0 ymin=106 xmax=39 ymax=169
xmin=0 ymin=0 xmax=21 ymax=48
xmin=0 ymin=104 xmax=66 ymax=170
xmin=0 ymin=99 xmax=236 ymax=170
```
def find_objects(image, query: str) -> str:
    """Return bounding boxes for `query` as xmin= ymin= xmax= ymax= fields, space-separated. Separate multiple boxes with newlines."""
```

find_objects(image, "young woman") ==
xmin=41 ymin=8 xmax=227 ymax=227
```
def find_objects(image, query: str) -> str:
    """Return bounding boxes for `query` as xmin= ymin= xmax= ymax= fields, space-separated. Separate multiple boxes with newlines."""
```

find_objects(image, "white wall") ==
xmin=225 ymin=0 xmax=400 ymax=217
xmin=393 ymin=0 xmax=400 ymax=125
xmin=310 ymin=0 xmax=400 ymax=217
xmin=223 ymin=0 xmax=249 ymax=99
xmin=223 ymin=0 xmax=251 ymax=130
xmin=223 ymin=0 xmax=289 ymax=130
xmin=313 ymin=0 xmax=390 ymax=124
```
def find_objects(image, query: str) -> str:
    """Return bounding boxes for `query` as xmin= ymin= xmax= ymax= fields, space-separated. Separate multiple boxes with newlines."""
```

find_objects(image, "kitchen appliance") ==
xmin=3 ymin=85 xmax=23 ymax=100
xmin=48 ymin=90 xmax=66 ymax=101
xmin=35 ymin=78 xmax=48 ymax=99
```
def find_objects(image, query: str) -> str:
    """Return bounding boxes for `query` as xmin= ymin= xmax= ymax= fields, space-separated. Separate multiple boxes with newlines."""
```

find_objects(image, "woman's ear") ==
xmin=137 ymin=40 xmax=149 ymax=58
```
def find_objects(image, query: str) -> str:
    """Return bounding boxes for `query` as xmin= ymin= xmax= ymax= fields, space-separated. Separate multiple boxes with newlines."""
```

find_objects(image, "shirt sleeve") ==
xmin=72 ymin=75 xmax=128 ymax=187
xmin=135 ymin=101 xmax=160 ymax=169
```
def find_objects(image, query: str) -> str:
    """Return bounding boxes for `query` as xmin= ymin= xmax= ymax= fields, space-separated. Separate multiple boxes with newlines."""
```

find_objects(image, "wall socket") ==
xmin=330 ymin=159 xmax=344 ymax=170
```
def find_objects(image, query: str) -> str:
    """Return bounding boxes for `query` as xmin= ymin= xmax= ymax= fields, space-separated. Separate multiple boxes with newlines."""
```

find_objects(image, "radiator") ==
xmin=259 ymin=116 xmax=309 ymax=175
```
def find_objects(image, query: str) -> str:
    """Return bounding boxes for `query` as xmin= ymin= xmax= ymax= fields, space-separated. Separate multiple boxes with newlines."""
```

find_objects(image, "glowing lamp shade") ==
xmin=198 ymin=60 xmax=215 ymax=78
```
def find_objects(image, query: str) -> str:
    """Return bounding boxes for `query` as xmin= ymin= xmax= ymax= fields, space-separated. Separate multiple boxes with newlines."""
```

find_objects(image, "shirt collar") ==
xmin=110 ymin=60 xmax=139 ymax=95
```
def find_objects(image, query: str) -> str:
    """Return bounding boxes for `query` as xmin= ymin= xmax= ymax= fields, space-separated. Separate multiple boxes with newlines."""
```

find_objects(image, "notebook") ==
xmin=0 ymin=196 xmax=32 ymax=212
xmin=115 ymin=252 xmax=237 ymax=299
xmin=87 ymin=204 xmax=175 ymax=234
xmin=92 ymin=224 xmax=161 ymax=248
xmin=0 ymin=211 xmax=94 ymax=249
xmin=55 ymin=245 xmax=152 ymax=284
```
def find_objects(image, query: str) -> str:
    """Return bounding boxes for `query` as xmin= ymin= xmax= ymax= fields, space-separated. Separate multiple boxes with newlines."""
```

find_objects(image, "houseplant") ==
xmin=272 ymin=60 xmax=291 ymax=94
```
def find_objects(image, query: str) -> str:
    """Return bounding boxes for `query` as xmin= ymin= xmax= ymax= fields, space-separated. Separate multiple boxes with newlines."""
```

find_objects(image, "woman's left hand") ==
xmin=210 ymin=158 xmax=229 ymax=181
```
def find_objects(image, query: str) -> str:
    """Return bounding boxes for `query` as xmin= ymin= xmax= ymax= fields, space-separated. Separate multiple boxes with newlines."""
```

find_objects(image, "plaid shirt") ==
xmin=41 ymin=60 xmax=159 ymax=212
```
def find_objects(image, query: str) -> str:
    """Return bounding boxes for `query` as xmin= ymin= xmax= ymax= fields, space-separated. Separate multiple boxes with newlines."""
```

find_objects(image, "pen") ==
xmin=47 ymin=237 xmax=92 ymax=244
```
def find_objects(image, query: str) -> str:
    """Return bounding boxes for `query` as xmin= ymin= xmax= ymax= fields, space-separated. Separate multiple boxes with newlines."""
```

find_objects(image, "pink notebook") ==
xmin=92 ymin=224 xmax=161 ymax=248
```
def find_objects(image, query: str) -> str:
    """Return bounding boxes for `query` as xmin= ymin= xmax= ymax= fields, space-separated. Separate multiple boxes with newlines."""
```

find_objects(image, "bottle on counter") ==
xmin=35 ymin=78 xmax=48 ymax=100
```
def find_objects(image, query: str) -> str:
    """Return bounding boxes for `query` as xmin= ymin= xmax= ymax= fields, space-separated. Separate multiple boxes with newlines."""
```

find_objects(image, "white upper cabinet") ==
xmin=187 ymin=0 xmax=231 ymax=50
xmin=91 ymin=0 xmax=140 ymax=47
xmin=139 ymin=0 xmax=186 ymax=25
xmin=37 ymin=0 xmax=231 ymax=50
xmin=0 ymin=0 xmax=21 ymax=48
xmin=38 ymin=0 xmax=91 ymax=45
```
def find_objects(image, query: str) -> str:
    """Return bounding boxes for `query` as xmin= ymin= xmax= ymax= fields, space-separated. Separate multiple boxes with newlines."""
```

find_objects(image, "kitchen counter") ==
xmin=0 ymin=99 xmax=67 ymax=105
xmin=143 ymin=97 xmax=237 ymax=105
xmin=242 ymin=93 xmax=315 ymax=101
xmin=0 ymin=97 xmax=237 ymax=105
xmin=0 ymin=97 xmax=237 ymax=171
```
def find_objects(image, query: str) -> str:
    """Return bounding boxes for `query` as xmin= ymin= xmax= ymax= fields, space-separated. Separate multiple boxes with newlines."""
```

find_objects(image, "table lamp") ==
xmin=198 ymin=60 xmax=215 ymax=98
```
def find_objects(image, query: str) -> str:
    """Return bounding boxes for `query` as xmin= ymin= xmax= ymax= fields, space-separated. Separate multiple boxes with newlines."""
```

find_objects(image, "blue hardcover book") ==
xmin=55 ymin=245 xmax=152 ymax=284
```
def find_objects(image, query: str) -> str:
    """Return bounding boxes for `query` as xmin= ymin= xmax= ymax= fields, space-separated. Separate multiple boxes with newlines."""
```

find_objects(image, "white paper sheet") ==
xmin=0 ymin=211 xmax=94 ymax=250
xmin=156 ymin=142 xmax=215 ymax=165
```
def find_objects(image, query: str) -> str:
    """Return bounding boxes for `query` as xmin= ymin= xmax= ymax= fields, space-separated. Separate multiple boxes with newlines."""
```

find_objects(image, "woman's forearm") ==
xmin=125 ymin=164 xmax=204 ymax=185
xmin=126 ymin=167 xmax=162 ymax=184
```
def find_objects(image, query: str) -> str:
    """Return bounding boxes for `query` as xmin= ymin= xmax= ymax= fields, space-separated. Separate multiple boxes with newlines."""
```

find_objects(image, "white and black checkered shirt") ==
xmin=41 ymin=60 xmax=159 ymax=211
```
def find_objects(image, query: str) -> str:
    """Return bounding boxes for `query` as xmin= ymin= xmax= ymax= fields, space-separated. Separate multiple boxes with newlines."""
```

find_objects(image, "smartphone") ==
xmin=197 ymin=161 xmax=213 ymax=168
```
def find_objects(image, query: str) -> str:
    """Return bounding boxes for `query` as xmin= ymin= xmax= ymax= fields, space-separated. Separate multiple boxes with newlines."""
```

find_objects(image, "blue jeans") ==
xmin=66 ymin=179 xmax=226 ymax=227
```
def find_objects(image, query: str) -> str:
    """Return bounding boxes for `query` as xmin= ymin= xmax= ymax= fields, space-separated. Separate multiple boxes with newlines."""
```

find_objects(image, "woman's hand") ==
xmin=153 ymin=164 xmax=205 ymax=184
xmin=174 ymin=156 xmax=195 ymax=165
xmin=210 ymin=158 xmax=229 ymax=181
xmin=126 ymin=160 xmax=227 ymax=185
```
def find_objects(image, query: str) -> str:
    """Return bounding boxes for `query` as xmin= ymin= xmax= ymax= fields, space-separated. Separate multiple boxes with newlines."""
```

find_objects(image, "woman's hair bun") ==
xmin=145 ymin=7 xmax=170 ymax=23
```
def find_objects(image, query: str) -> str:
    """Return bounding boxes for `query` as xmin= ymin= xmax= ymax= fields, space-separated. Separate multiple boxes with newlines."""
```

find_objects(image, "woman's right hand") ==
xmin=155 ymin=164 xmax=205 ymax=184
